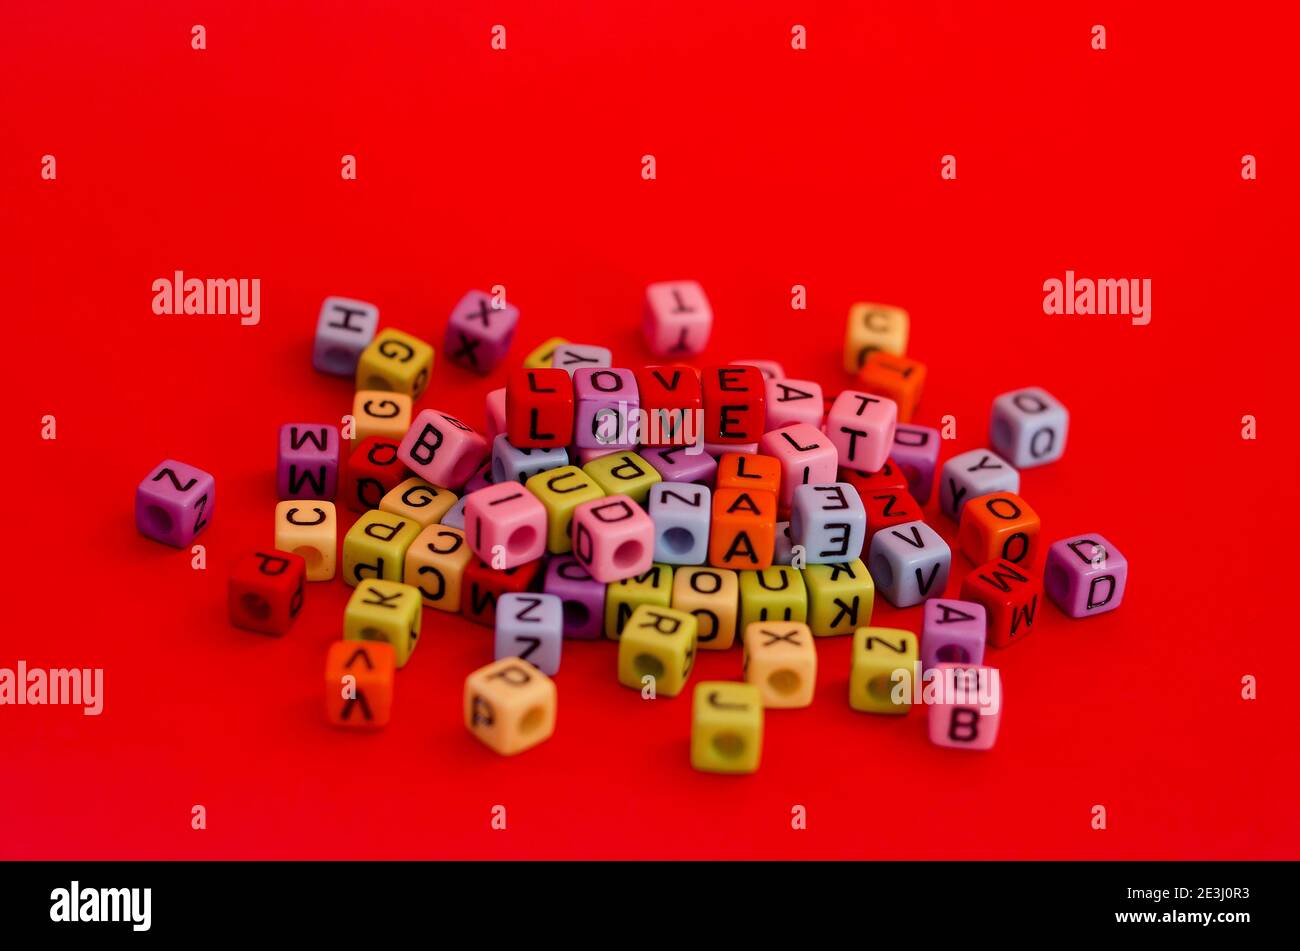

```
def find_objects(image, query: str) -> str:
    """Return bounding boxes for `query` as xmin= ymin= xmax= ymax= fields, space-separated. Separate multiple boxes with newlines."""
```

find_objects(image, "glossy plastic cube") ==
xmin=643 ymin=280 xmax=712 ymax=356
xmin=743 ymin=621 xmax=816 ymax=708
xmin=990 ymin=386 xmax=1068 ymax=468
xmin=135 ymin=459 xmax=215 ymax=547
xmin=849 ymin=627 xmax=917 ymax=714
xmin=341 ymin=509 xmax=422 ymax=587
xmin=464 ymin=658 xmax=557 ymax=756
xmin=802 ymin=560 xmax=874 ymax=637
xmin=672 ymin=567 xmax=739 ymax=650
xmin=274 ymin=500 xmax=337 ymax=582
xmin=494 ymin=592 xmax=563 ymax=675
xmin=691 ymin=682 xmax=763 ymax=773
xmin=867 ymin=519 xmax=951 ymax=608
xmin=647 ymin=482 xmax=711 ymax=565
xmin=958 ymin=491 xmax=1040 ymax=566
xmin=398 ymin=409 xmax=491 ymax=489
xmin=961 ymin=559 xmax=1042 ymax=648
xmin=313 ymin=297 xmax=379 ymax=376
xmin=605 ymin=564 xmax=674 ymax=639
xmin=1044 ymin=533 xmax=1128 ymax=618
xmin=572 ymin=367 xmax=639 ymax=450
xmin=583 ymin=451 xmax=661 ymax=504
xmin=379 ymin=477 xmax=458 ymax=528
xmin=324 ymin=640 xmax=395 ymax=729
xmin=543 ymin=554 xmax=607 ymax=639
xmin=716 ymin=452 xmax=781 ymax=498
xmin=505 ymin=367 xmax=573 ymax=449
xmin=445 ymin=289 xmax=519 ymax=374
xmin=490 ymin=434 xmax=568 ymax=486
xmin=463 ymin=482 xmax=547 ymax=568
xmin=341 ymin=437 xmax=408 ymax=512
xmin=356 ymin=328 xmax=434 ymax=399
xmin=277 ymin=424 xmax=340 ymax=500
xmin=343 ymin=579 xmax=422 ymax=668
xmin=404 ymin=524 xmax=473 ymax=611
xmin=765 ymin=377 xmax=824 ymax=430
xmin=461 ymin=558 xmax=544 ymax=627
xmin=890 ymin=424 xmax=941 ymax=504
xmin=790 ymin=483 xmax=866 ymax=565
xmin=642 ymin=445 xmax=717 ymax=487
xmin=709 ymin=488 xmax=776 ymax=570
xmin=351 ymin=391 xmax=411 ymax=447
xmin=702 ymin=365 xmax=765 ymax=446
xmin=228 ymin=550 xmax=306 ymax=636
xmin=635 ymin=365 xmax=703 ymax=449
xmin=859 ymin=352 xmax=926 ymax=423
xmin=939 ymin=448 xmax=1020 ymax=522
xmin=738 ymin=567 xmax=807 ymax=630
xmin=921 ymin=598 xmax=987 ymax=669
xmin=927 ymin=664 xmax=1002 ymax=751
xmin=551 ymin=343 xmax=612 ymax=377
xmin=525 ymin=465 xmax=605 ymax=554
xmin=843 ymin=302 xmax=908 ymax=373
xmin=826 ymin=390 xmax=897 ymax=473
xmin=571 ymin=494 xmax=655 ymax=583
xmin=758 ymin=423 xmax=839 ymax=509
xmin=616 ymin=605 xmax=697 ymax=697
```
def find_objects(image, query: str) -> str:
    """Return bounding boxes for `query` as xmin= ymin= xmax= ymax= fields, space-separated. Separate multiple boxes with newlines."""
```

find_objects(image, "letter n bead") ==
xmin=849 ymin=627 xmax=918 ymax=714
xmin=228 ymin=550 xmax=306 ymax=636
xmin=505 ymin=367 xmax=574 ymax=449
xmin=571 ymin=494 xmax=655 ymax=583
xmin=446 ymin=289 xmax=520 ymax=375
xmin=494 ymin=593 xmax=563 ymax=675
xmin=325 ymin=640 xmax=395 ymax=729
xmin=648 ymin=482 xmax=711 ymax=565
xmin=464 ymin=658 xmax=557 ymax=756
xmin=463 ymin=482 xmax=547 ymax=569
xmin=1044 ymin=534 xmax=1128 ymax=618
xmin=136 ymin=459 xmax=215 ymax=547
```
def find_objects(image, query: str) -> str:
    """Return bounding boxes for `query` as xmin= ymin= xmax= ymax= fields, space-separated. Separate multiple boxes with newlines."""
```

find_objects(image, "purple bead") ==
xmin=444 ymin=289 xmax=519 ymax=375
xmin=891 ymin=424 xmax=940 ymax=504
xmin=135 ymin=459 xmax=215 ymax=547
xmin=543 ymin=554 xmax=607 ymax=639
xmin=463 ymin=457 xmax=496 ymax=494
xmin=920 ymin=598 xmax=986 ymax=670
xmin=573 ymin=367 xmax=639 ymax=450
xmin=641 ymin=445 xmax=717 ymax=487
xmin=1045 ymin=533 xmax=1128 ymax=618
xmin=277 ymin=424 xmax=340 ymax=500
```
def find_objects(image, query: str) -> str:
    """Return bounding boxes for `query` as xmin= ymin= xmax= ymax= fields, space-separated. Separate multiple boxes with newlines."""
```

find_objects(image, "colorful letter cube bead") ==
xmin=494 ymin=592 xmax=563 ymax=676
xmin=862 ymin=486 xmax=923 ymax=543
xmin=826 ymin=390 xmax=898 ymax=473
xmin=404 ymin=524 xmax=472 ymax=611
xmin=324 ymin=640 xmax=395 ymax=729
xmin=803 ymin=560 xmax=874 ymax=636
xmin=868 ymin=519 xmax=951 ymax=608
xmin=135 ymin=459 xmax=215 ymax=547
xmin=571 ymin=494 xmax=655 ymax=583
xmin=341 ymin=436 xmax=408 ymax=512
xmin=859 ymin=352 xmax=926 ymax=423
xmin=490 ymin=434 xmax=568 ymax=485
xmin=344 ymin=579 xmax=422 ymax=668
xmin=927 ymin=664 xmax=1002 ymax=751
xmin=605 ymin=564 xmax=674 ymax=639
xmin=522 ymin=336 xmax=568 ymax=369
xmin=642 ymin=445 xmax=717 ymax=487
xmin=643 ymin=280 xmax=712 ymax=356
xmin=441 ymin=496 xmax=467 ymax=529
xmin=485 ymin=387 xmax=508 ymax=439
xmin=743 ymin=621 xmax=816 ymax=708
xmin=671 ymin=566 xmax=739 ymax=650
xmin=616 ymin=604 xmax=697 ymax=697
xmin=738 ymin=567 xmax=808 ymax=630
xmin=961 ymin=559 xmax=1042 ymax=648
xmin=505 ymin=367 xmax=574 ymax=449
xmin=921 ymin=598 xmax=987 ymax=669
xmin=849 ymin=627 xmax=917 ymax=714
xmin=702 ymin=365 xmax=766 ymax=446
xmin=464 ymin=657 xmax=557 ymax=756
xmin=716 ymin=452 xmax=781 ymax=497
xmin=526 ymin=465 xmax=606 ymax=554
xmin=890 ymin=424 xmax=941 ymax=504
xmin=551 ymin=343 xmax=612 ymax=377
xmin=648 ymin=482 xmax=711 ymax=565
xmin=228 ymin=550 xmax=305 ymax=636
xmin=758 ymin=423 xmax=839 ymax=510
xmin=731 ymin=359 xmax=784 ymax=381
xmin=398 ymin=409 xmax=490 ymax=489
xmin=843 ymin=302 xmax=908 ymax=373
xmin=582 ymin=451 xmax=661 ymax=504
xmin=313 ymin=297 xmax=378 ymax=376
xmin=543 ymin=554 xmax=607 ymax=639
xmin=773 ymin=521 xmax=795 ymax=565
xmin=445 ymin=289 xmax=520 ymax=375
xmin=958 ymin=492 xmax=1040 ymax=566
xmin=939 ymin=448 xmax=1020 ymax=522
xmin=356 ymin=328 xmax=434 ymax=398
xmin=379 ymin=477 xmax=458 ymax=528
xmin=691 ymin=682 xmax=763 ymax=774
xmin=990 ymin=386 xmax=1069 ymax=468
xmin=790 ymin=483 xmax=867 ymax=565
xmin=342 ymin=509 xmax=422 ymax=586
xmin=573 ymin=367 xmax=639 ymax=450
xmin=461 ymin=558 xmax=543 ymax=627
xmin=634 ymin=366 xmax=703 ymax=448
xmin=1044 ymin=533 xmax=1128 ymax=618
xmin=709 ymin=488 xmax=777 ymax=570
xmin=274 ymin=500 xmax=337 ymax=582
xmin=463 ymin=482 xmax=547 ymax=569
xmin=351 ymin=391 xmax=411 ymax=447
xmin=277 ymin=424 xmax=340 ymax=500
xmin=839 ymin=459 xmax=908 ymax=497
xmin=765 ymin=378 xmax=824 ymax=430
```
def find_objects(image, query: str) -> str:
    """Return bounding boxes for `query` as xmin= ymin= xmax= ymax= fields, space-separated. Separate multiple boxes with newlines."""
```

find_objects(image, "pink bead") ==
xmin=485 ymin=387 xmax=508 ymax=440
xmin=704 ymin=440 xmax=756 ymax=456
xmin=764 ymin=378 xmax=824 ymax=430
xmin=730 ymin=359 xmax=784 ymax=380
xmin=576 ymin=445 xmax=620 ymax=465
xmin=463 ymin=482 xmax=547 ymax=568
xmin=445 ymin=289 xmax=520 ymax=375
xmin=643 ymin=280 xmax=712 ymax=356
xmin=570 ymin=494 xmax=654 ymax=583
xmin=826 ymin=390 xmax=898 ymax=472
xmin=758 ymin=423 xmax=839 ymax=509
xmin=926 ymin=664 xmax=1002 ymax=751
xmin=397 ymin=409 xmax=490 ymax=489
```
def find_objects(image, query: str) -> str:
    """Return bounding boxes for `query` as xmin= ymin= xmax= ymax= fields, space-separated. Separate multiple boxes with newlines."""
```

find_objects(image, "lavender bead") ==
xmin=543 ymin=554 xmax=607 ymax=639
xmin=277 ymin=423 xmax=340 ymax=500
xmin=136 ymin=459 xmax=215 ymax=547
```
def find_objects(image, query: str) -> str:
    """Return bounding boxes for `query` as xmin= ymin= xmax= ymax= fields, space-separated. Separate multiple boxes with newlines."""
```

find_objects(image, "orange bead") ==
xmin=957 ymin=492 xmax=1041 ymax=566
xmin=324 ymin=640 xmax=396 ymax=728
xmin=709 ymin=488 xmax=777 ymax=570
xmin=859 ymin=352 xmax=926 ymax=423
xmin=716 ymin=452 xmax=781 ymax=498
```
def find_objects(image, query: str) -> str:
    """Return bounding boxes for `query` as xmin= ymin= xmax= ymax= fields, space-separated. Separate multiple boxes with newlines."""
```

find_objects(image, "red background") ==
xmin=2 ymin=1 xmax=1297 ymax=859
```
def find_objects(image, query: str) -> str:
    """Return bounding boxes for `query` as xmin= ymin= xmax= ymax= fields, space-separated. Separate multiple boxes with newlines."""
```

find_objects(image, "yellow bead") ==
xmin=464 ymin=657 xmax=557 ymax=756
xmin=341 ymin=509 xmax=422 ymax=587
xmin=737 ymin=567 xmax=807 ymax=632
xmin=522 ymin=336 xmax=569 ymax=369
xmin=380 ymin=477 xmax=458 ymax=528
xmin=351 ymin=390 xmax=412 ymax=447
xmin=743 ymin=621 xmax=817 ymax=708
xmin=617 ymin=604 xmax=697 ymax=697
xmin=605 ymin=563 xmax=674 ymax=639
xmin=403 ymin=524 xmax=472 ymax=611
xmin=582 ymin=451 xmax=661 ymax=505
xmin=273 ymin=500 xmax=337 ymax=581
xmin=844 ymin=302 xmax=909 ymax=374
xmin=671 ymin=566 xmax=739 ymax=650
xmin=803 ymin=559 xmax=875 ymax=636
xmin=690 ymin=681 xmax=763 ymax=773
xmin=525 ymin=465 xmax=605 ymax=554
xmin=344 ymin=579 xmax=423 ymax=668
xmin=355 ymin=328 xmax=435 ymax=398
xmin=849 ymin=626 xmax=918 ymax=714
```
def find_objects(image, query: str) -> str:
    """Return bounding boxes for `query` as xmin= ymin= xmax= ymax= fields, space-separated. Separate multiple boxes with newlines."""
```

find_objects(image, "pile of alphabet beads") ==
xmin=134 ymin=284 xmax=1129 ymax=770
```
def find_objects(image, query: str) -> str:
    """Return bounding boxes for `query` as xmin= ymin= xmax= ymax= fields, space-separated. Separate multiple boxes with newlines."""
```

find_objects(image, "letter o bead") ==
xmin=989 ymin=387 xmax=1068 ymax=468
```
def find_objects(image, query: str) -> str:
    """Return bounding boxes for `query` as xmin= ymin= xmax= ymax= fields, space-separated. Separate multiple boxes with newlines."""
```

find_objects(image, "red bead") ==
xmin=505 ymin=367 xmax=574 ymax=448
xmin=461 ymin=558 xmax=543 ymax=627
xmin=839 ymin=458 xmax=909 ymax=497
xmin=702 ymin=365 xmax=766 ymax=446
xmin=861 ymin=486 xmax=922 ymax=542
xmin=341 ymin=437 xmax=409 ymax=512
xmin=228 ymin=550 xmax=306 ymax=635
xmin=634 ymin=365 xmax=702 ymax=448
xmin=960 ymin=559 xmax=1043 ymax=648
